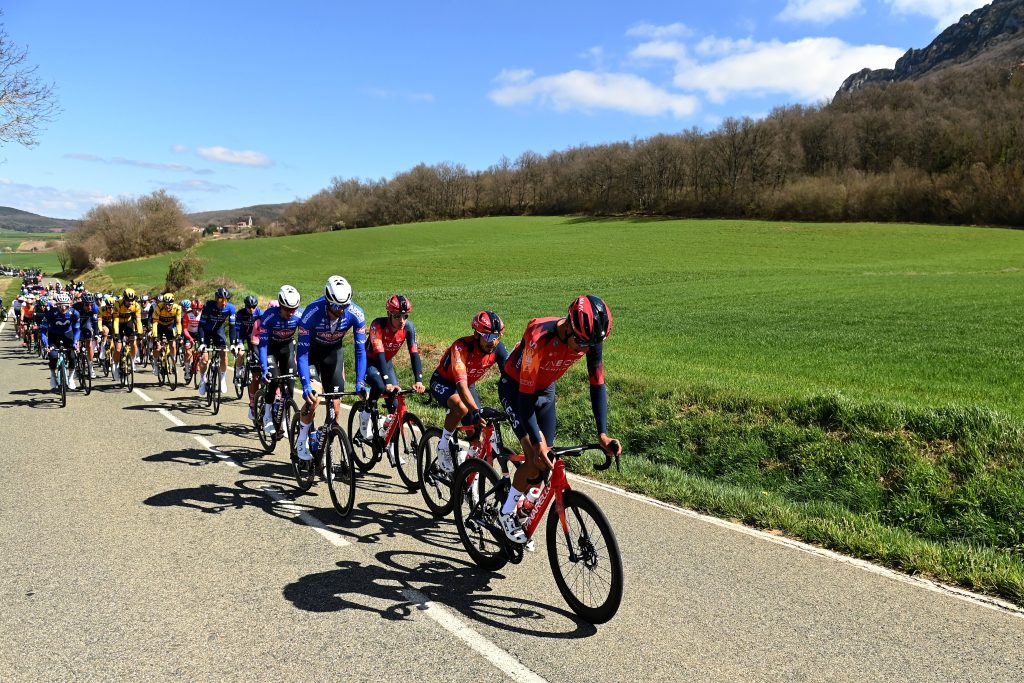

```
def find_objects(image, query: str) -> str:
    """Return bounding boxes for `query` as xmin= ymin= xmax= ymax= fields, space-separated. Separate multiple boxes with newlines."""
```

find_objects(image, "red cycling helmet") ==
xmin=471 ymin=310 xmax=504 ymax=336
xmin=567 ymin=295 xmax=612 ymax=346
xmin=386 ymin=294 xmax=412 ymax=315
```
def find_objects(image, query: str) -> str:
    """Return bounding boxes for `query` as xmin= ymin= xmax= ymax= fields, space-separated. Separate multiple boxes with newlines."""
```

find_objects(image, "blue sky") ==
xmin=1 ymin=0 xmax=990 ymax=219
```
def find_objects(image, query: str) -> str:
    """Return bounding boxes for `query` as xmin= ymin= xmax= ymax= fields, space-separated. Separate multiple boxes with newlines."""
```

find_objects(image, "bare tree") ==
xmin=0 ymin=16 xmax=60 ymax=147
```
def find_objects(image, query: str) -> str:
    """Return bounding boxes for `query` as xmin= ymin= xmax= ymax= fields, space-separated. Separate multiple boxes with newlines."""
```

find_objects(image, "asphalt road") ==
xmin=1 ymin=322 xmax=1022 ymax=682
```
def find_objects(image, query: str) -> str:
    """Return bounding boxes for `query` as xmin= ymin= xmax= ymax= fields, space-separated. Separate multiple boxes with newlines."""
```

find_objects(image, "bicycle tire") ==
xmin=453 ymin=458 xmax=508 ymax=571
xmin=393 ymin=413 xmax=424 ymax=491
xmin=125 ymin=361 xmax=134 ymax=392
xmin=418 ymin=427 xmax=455 ymax=519
xmin=288 ymin=413 xmax=315 ymax=492
xmin=58 ymin=363 xmax=67 ymax=408
xmin=212 ymin=368 xmax=222 ymax=415
xmin=204 ymin=365 xmax=214 ymax=407
xmin=283 ymin=400 xmax=298 ymax=454
xmin=234 ymin=365 xmax=245 ymax=399
xmin=82 ymin=356 xmax=92 ymax=396
xmin=346 ymin=401 xmax=381 ymax=472
xmin=325 ymin=425 xmax=356 ymax=518
xmin=254 ymin=391 xmax=274 ymax=452
xmin=546 ymin=489 xmax=624 ymax=624
xmin=169 ymin=355 xmax=178 ymax=391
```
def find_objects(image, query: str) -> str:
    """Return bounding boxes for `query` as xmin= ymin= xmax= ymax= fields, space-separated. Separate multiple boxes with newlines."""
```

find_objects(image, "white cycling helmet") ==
xmin=54 ymin=292 xmax=71 ymax=305
xmin=278 ymin=284 xmax=301 ymax=308
xmin=324 ymin=275 xmax=352 ymax=306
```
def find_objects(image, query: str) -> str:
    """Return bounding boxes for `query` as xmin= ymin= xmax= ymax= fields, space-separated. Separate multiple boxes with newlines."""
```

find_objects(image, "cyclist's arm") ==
xmin=174 ymin=307 xmax=182 ymax=337
xmin=112 ymin=311 xmax=120 ymax=335
xmin=451 ymin=343 xmax=480 ymax=414
xmin=226 ymin=307 xmax=236 ymax=346
xmin=586 ymin=344 xmax=608 ymax=435
xmin=39 ymin=314 xmax=49 ymax=348
xmin=353 ymin=324 xmax=367 ymax=387
xmin=72 ymin=312 xmax=81 ymax=345
xmin=405 ymin=320 xmax=423 ymax=384
xmin=296 ymin=312 xmax=314 ymax=391
xmin=516 ymin=343 xmax=545 ymax=447
xmin=133 ymin=306 xmax=142 ymax=334
xmin=258 ymin=324 xmax=270 ymax=375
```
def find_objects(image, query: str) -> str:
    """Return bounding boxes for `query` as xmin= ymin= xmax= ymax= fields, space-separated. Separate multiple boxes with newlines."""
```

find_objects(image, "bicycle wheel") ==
xmin=418 ymin=427 xmax=455 ymax=518
xmin=212 ymin=369 xmax=222 ymax=415
xmin=255 ymin=391 xmax=274 ymax=453
xmin=346 ymin=401 xmax=381 ymax=472
xmin=393 ymin=413 xmax=424 ymax=491
xmin=204 ymin=367 xmax=214 ymax=407
xmin=325 ymin=426 xmax=356 ymax=518
xmin=546 ymin=489 xmax=624 ymax=624
xmin=233 ymin=365 xmax=245 ymax=399
xmin=288 ymin=413 xmax=314 ymax=492
xmin=283 ymin=400 xmax=298 ymax=454
xmin=125 ymin=360 xmax=134 ymax=392
xmin=82 ymin=356 xmax=92 ymax=396
xmin=453 ymin=458 xmax=508 ymax=571
xmin=168 ymin=355 xmax=178 ymax=391
xmin=58 ymin=363 xmax=67 ymax=408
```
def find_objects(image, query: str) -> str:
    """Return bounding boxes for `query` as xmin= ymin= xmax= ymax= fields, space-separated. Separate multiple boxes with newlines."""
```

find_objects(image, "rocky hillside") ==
xmin=836 ymin=0 xmax=1024 ymax=95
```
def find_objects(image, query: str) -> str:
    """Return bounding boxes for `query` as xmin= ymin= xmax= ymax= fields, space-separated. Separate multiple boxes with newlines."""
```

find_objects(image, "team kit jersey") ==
xmin=154 ymin=302 xmax=183 ymax=334
xmin=296 ymin=297 xmax=367 ymax=388
xmin=113 ymin=301 xmax=143 ymax=334
xmin=435 ymin=335 xmax=509 ymax=385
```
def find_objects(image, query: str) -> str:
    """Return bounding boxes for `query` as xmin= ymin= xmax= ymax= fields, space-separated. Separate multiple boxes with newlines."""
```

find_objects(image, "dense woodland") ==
xmin=278 ymin=64 xmax=1024 ymax=232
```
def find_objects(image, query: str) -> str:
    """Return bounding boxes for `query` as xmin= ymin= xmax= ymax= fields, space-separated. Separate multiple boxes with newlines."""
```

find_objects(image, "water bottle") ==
xmin=519 ymin=487 xmax=542 ymax=517
xmin=309 ymin=431 xmax=320 ymax=453
xmin=489 ymin=429 xmax=499 ymax=454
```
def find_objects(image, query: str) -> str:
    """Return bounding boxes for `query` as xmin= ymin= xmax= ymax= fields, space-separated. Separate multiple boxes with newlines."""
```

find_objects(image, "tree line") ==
xmin=277 ymin=63 xmax=1024 ymax=232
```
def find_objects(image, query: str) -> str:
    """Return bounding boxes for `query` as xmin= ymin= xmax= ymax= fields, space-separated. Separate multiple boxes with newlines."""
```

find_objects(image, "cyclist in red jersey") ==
xmin=357 ymin=294 xmax=426 ymax=440
xmin=429 ymin=311 xmax=509 ymax=474
xmin=496 ymin=295 xmax=621 ymax=542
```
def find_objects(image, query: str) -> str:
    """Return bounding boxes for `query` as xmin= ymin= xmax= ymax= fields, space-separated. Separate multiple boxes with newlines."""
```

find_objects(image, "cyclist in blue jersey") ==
xmin=258 ymin=285 xmax=302 ymax=435
xmin=196 ymin=286 xmax=237 ymax=397
xmin=295 ymin=275 xmax=367 ymax=464
xmin=72 ymin=293 xmax=100 ymax=379
xmin=40 ymin=292 xmax=80 ymax=391
xmin=234 ymin=294 xmax=263 ymax=420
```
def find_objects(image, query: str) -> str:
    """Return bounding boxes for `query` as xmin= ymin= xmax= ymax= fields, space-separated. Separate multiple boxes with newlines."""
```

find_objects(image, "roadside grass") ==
xmin=85 ymin=216 xmax=1024 ymax=605
xmin=0 ymin=250 xmax=62 ymax=273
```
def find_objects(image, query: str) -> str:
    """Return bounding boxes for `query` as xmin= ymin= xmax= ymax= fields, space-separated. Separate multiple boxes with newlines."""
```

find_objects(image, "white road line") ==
xmin=133 ymin=388 xmax=153 ymax=402
xmin=155 ymin=408 xmax=186 ymax=427
xmin=569 ymin=473 xmax=1024 ymax=619
xmin=192 ymin=435 xmax=239 ymax=467
xmin=260 ymin=485 xmax=352 ymax=547
xmin=401 ymin=589 xmax=550 ymax=683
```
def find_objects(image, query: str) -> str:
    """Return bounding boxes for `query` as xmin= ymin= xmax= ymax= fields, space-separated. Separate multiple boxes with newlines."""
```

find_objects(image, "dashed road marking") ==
xmin=260 ymin=485 xmax=351 ymax=547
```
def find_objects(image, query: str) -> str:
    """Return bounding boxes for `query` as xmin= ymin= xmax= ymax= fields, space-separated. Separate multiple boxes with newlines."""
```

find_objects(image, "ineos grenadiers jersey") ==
xmin=296 ymin=297 xmax=367 ymax=387
xmin=40 ymin=307 xmax=80 ymax=347
xmin=436 ymin=335 xmax=508 ymax=385
xmin=258 ymin=306 xmax=302 ymax=374
xmin=365 ymin=316 xmax=423 ymax=382
xmin=197 ymin=300 xmax=237 ymax=344
xmin=234 ymin=306 xmax=262 ymax=343
xmin=503 ymin=316 xmax=608 ymax=434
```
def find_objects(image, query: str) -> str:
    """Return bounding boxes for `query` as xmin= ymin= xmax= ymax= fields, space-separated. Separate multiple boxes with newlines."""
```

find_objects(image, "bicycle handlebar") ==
xmin=551 ymin=441 xmax=622 ymax=472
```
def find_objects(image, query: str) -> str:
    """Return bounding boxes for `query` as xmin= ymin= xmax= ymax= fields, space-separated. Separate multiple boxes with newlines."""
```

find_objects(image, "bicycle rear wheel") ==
xmin=546 ymin=490 xmax=624 ymax=624
xmin=453 ymin=458 xmax=508 ymax=571
xmin=168 ymin=356 xmax=178 ymax=390
xmin=325 ymin=426 xmax=356 ymax=518
xmin=125 ymin=361 xmax=134 ymax=392
xmin=233 ymin=364 xmax=245 ymax=399
xmin=255 ymin=391 xmax=274 ymax=453
xmin=418 ymin=427 xmax=455 ymax=518
xmin=288 ymin=414 xmax=314 ymax=492
xmin=393 ymin=413 xmax=424 ymax=491
xmin=58 ymin=363 xmax=67 ymax=408
xmin=212 ymin=369 xmax=222 ymax=415
xmin=82 ymin=356 xmax=92 ymax=396
xmin=346 ymin=401 xmax=381 ymax=472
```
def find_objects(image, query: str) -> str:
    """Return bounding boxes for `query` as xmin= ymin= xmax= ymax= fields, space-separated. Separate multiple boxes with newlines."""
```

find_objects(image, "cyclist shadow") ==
xmin=328 ymin=498 xmax=464 ymax=553
xmin=0 ymin=388 xmax=64 ymax=409
xmin=143 ymin=447 xmax=231 ymax=468
xmin=353 ymin=470 xmax=416 ymax=495
xmin=143 ymin=481 xmax=278 ymax=517
xmin=283 ymin=550 xmax=598 ymax=638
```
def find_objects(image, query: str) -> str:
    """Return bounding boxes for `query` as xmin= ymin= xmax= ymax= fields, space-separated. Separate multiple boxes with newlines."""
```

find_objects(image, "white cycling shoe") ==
xmin=499 ymin=509 xmax=528 ymax=544
xmin=296 ymin=439 xmax=313 ymax=462
xmin=435 ymin=443 xmax=454 ymax=474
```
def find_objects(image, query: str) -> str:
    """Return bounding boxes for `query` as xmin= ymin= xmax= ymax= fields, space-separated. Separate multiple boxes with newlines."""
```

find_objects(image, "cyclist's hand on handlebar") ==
xmin=413 ymin=381 xmax=425 ymax=394
xmin=262 ymin=369 xmax=273 ymax=383
xmin=302 ymin=383 xmax=317 ymax=402
xmin=198 ymin=343 xmax=207 ymax=353
xmin=599 ymin=433 xmax=622 ymax=457
xmin=385 ymin=383 xmax=397 ymax=394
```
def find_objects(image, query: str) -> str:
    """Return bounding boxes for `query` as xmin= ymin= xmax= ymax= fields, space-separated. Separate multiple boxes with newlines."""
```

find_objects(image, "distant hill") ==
xmin=0 ymin=207 xmax=78 ymax=232
xmin=186 ymin=203 xmax=293 ymax=226
xmin=837 ymin=0 xmax=1024 ymax=96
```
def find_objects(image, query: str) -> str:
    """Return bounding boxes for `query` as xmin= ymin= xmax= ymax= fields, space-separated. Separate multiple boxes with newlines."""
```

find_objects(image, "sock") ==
xmin=360 ymin=410 xmax=371 ymax=424
xmin=263 ymin=404 xmax=273 ymax=421
xmin=502 ymin=486 xmax=523 ymax=516
xmin=298 ymin=421 xmax=311 ymax=442
xmin=440 ymin=428 xmax=453 ymax=447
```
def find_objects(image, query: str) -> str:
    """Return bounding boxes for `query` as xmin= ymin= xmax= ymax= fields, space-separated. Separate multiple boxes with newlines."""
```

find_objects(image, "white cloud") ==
xmin=0 ymin=180 xmax=114 ymax=218
xmin=64 ymin=153 xmax=198 ymax=173
xmin=673 ymin=37 xmax=904 ymax=102
xmin=883 ymin=0 xmax=989 ymax=30
xmin=489 ymin=69 xmax=699 ymax=118
xmin=626 ymin=22 xmax=693 ymax=39
xmin=171 ymin=144 xmax=189 ymax=153
xmin=694 ymin=36 xmax=757 ymax=57
xmin=196 ymin=146 xmax=273 ymax=167
xmin=629 ymin=40 xmax=688 ymax=62
xmin=778 ymin=0 xmax=862 ymax=24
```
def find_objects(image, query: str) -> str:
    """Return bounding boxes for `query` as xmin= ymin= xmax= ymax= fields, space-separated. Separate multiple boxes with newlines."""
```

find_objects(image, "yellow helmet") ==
xmin=123 ymin=287 xmax=137 ymax=301
xmin=162 ymin=292 xmax=175 ymax=304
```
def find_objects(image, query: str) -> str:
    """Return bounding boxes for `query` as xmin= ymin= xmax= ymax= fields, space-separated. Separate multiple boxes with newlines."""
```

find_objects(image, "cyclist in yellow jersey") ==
xmin=97 ymin=296 xmax=116 ymax=363
xmin=150 ymin=292 xmax=183 ymax=377
xmin=111 ymin=288 xmax=143 ymax=381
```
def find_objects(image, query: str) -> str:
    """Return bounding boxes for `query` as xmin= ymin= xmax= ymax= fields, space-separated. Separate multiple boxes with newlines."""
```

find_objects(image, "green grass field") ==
xmin=0 ymin=229 xmax=63 ymax=272
xmin=87 ymin=216 xmax=1024 ymax=603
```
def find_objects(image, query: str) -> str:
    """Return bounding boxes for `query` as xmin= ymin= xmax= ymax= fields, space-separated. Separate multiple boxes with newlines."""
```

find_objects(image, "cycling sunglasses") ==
xmin=327 ymin=302 xmax=349 ymax=313
xmin=480 ymin=332 xmax=501 ymax=343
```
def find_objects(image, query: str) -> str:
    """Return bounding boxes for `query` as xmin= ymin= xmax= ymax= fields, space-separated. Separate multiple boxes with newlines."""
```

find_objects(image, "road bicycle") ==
xmin=52 ymin=346 xmax=72 ymax=408
xmin=289 ymin=389 xmax=359 ymax=518
xmin=453 ymin=442 xmax=624 ymax=624
xmin=75 ymin=340 xmax=93 ymax=396
xmin=253 ymin=372 xmax=299 ymax=454
xmin=203 ymin=346 xmax=227 ymax=414
xmin=346 ymin=388 xmax=424 ymax=491
xmin=116 ymin=345 xmax=135 ymax=392
xmin=98 ymin=336 xmax=114 ymax=377
xmin=418 ymin=406 xmax=518 ymax=519
xmin=233 ymin=345 xmax=260 ymax=399
xmin=155 ymin=337 xmax=178 ymax=390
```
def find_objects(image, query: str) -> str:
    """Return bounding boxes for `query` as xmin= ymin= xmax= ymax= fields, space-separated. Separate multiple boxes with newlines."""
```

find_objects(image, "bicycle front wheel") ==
xmin=168 ymin=356 xmax=178 ymax=391
xmin=418 ymin=427 xmax=455 ymax=519
xmin=346 ymin=401 xmax=381 ymax=472
xmin=546 ymin=490 xmax=624 ymax=624
xmin=453 ymin=458 xmax=508 ymax=571
xmin=58 ymin=364 xmax=67 ymax=408
xmin=254 ymin=391 xmax=274 ymax=453
xmin=325 ymin=426 xmax=356 ymax=519
xmin=288 ymin=414 xmax=314 ymax=492
xmin=234 ymin=365 xmax=245 ymax=399
xmin=393 ymin=413 xmax=424 ymax=491
xmin=125 ymin=361 xmax=134 ymax=392
xmin=212 ymin=370 xmax=222 ymax=415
